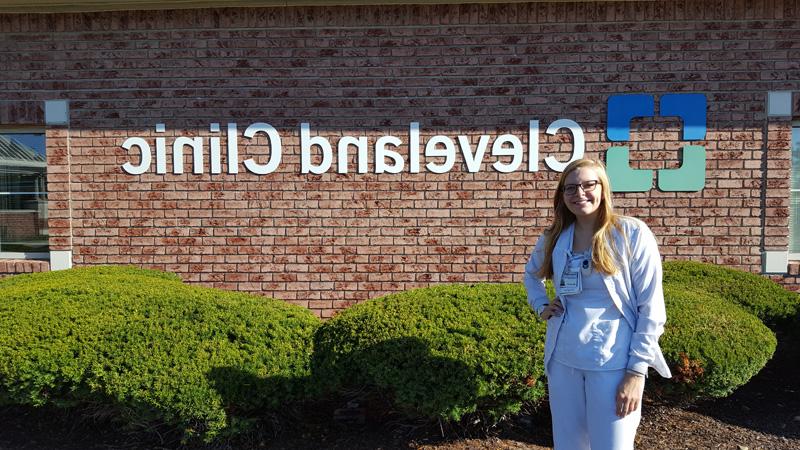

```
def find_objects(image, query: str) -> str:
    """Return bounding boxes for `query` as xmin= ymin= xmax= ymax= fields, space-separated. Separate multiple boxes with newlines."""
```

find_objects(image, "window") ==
xmin=791 ymin=124 xmax=800 ymax=257
xmin=0 ymin=131 xmax=48 ymax=258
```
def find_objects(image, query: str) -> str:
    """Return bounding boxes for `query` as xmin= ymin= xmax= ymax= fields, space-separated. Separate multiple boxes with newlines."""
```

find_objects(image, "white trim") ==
xmin=767 ymin=91 xmax=793 ymax=117
xmin=64 ymin=125 xmax=75 ymax=252
xmin=50 ymin=250 xmax=72 ymax=270
xmin=792 ymin=126 xmax=800 ymax=256
xmin=0 ymin=252 xmax=49 ymax=260
xmin=762 ymin=251 xmax=789 ymax=274
xmin=45 ymin=100 xmax=69 ymax=126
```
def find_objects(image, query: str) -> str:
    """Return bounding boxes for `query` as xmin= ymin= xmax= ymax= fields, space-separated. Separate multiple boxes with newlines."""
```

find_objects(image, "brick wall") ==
xmin=1 ymin=1 xmax=799 ymax=315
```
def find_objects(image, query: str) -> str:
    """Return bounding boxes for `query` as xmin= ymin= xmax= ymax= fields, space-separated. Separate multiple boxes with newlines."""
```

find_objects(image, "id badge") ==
xmin=559 ymin=257 xmax=583 ymax=295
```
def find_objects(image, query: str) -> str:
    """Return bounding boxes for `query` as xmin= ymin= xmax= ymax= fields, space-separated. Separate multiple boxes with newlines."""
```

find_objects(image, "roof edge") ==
xmin=0 ymin=0 xmax=626 ymax=14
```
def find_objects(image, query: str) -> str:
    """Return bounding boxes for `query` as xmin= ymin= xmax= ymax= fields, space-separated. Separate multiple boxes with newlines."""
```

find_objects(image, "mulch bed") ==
xmin=1 ymin=334 xmax=798 ymax=450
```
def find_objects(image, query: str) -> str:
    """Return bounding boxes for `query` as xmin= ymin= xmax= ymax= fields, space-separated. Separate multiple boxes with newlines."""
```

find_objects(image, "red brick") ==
xmin=1 ymin=1 xmax=799 ymax=314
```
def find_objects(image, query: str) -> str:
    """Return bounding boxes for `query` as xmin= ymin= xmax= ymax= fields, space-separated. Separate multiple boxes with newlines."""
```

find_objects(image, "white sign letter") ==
xmin=172 ymin=136 xmax=204 ymax=174
xmin=409 ymin=122 xmax=420 ymax=173
xmin=210 ymin=123 xmax=222 ymax=174
xmin=491 ymin=134 xmax=523 ymax=173
xmin=301 ymin=123 xmax=333 ymax=174
xmin=425 ymin=135 xmax=456 ymax=174
xmin=243 ymin=123 xmax=282 ymax=174
xmin=375 ymin=136 xmax=404 ymax=174
xmin=457 ymin=135 xmax=490 ymax=173
xmin=227 ymin=123 xmax=239 ymax=174
xmin=121 ymin=137 xmax=151 ymax=175
xmin=155 ymin=123 xmax=167 ymax=174
xmin=544 ymin=119 xmax=585 ymax=171
xmin=337 ymin=136 xmax=368 ymax=174
xmin=528 ymin=120 xmax=539 ymax=172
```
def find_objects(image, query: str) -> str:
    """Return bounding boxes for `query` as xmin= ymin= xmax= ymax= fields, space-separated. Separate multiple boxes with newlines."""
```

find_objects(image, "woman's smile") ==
xmin=563 ymin=167 xmax=602 ymax=220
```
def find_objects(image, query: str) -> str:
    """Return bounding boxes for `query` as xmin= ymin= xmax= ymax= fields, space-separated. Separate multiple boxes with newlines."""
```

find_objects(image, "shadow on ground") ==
xmin=1 ymin=333 xmax=798 ymax=450
xmin=689 ymin=330 xmax=800 ymax=440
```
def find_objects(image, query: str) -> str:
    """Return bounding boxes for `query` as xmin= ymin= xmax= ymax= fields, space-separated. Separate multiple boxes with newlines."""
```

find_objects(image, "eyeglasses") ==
xmin=563 ymin=180 xmax=600 ymax=196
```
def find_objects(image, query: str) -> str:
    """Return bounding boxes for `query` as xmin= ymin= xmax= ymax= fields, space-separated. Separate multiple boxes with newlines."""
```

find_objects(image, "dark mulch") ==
xmin=1 ymin=333 xmax=798 ymax=450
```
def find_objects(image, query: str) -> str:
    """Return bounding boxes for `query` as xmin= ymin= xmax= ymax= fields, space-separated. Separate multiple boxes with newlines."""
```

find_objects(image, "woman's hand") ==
xmin=539 ymin=298 xmax=564 ymax=320
xmin=616 ymin=372 xmax=644 ymax=417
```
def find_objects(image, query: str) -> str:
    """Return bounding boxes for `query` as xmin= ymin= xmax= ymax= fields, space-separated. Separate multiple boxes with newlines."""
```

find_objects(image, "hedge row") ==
xmin=0 ymin=262 xmax=794 ymax=441
xmin=316 ymin=274 xmax=779 ymax=413
xmin=663 ymin=260 xmax=800 ymax=328
xmin=655 ymin=286 xmax=776 ymax=399
xmin=0 ymin=266 xmax=320 ymax=442
xmin=311 ymin=283 xmax=546 ymax=422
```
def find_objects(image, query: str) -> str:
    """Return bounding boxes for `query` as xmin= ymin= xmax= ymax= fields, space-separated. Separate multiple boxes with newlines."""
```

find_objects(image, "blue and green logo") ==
xmin=606 ymin=94 xmax=706 ymax=192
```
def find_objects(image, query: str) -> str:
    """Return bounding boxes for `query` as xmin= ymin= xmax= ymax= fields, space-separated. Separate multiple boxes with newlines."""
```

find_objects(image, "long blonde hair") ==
xmin=536 ymin=159 xmax=623 ymax=278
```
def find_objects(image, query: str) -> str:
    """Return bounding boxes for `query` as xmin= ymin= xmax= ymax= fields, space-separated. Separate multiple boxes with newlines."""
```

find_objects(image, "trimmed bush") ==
xmin=664 ymin=260 xmax=800 ymax=328
xmin=655 ymin=285 xmax=777 ymax=400
xmin=0 ymin=266 xmax=321 ymax=442
xmin=0 ymin=265 xmax=182 ymax=288
xmin=312 ymin=277 xmax=778 ymax=415
xmin=312 ymin=283 xmax=546 ymax=423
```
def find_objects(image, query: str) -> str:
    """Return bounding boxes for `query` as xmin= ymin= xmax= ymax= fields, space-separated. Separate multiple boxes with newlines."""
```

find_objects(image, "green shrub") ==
xmin=0 ymin=265 xmax=182 ymax=288
xmin=312 ymin=283 xmax=546 ymax=423
xmin=664 ymin=260 xmax=800 ymax=328
xmin=0 ymin=266 xmax=321 ymax=442
xmin=655 ymin=285 xmax=777 ymax=400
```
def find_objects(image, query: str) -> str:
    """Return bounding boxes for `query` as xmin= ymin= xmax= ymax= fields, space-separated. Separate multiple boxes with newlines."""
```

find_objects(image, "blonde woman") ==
xmin=524 ymin=159 xmax=671 ymax=450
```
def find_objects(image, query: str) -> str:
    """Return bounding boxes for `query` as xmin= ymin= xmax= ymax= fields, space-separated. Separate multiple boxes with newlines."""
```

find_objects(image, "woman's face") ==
xmin=562 ymin=166 xmax=603 ymax=220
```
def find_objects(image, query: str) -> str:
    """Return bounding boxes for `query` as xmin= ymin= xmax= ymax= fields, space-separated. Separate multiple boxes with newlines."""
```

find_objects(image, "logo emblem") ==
xmin=606 ymin=94 xmax=706 ymax=192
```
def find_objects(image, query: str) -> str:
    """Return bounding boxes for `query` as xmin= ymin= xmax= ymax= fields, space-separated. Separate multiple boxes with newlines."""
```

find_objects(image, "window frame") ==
xmin=0 ymin=127 xmax=49 ymax=260
xmin=790 ymin=122 xmax=800 ymax=260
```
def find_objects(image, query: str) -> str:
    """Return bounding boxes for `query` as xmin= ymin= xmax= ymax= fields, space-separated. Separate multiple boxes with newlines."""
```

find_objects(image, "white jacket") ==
xmin=524 ymin=216 xmax=672 ymax=378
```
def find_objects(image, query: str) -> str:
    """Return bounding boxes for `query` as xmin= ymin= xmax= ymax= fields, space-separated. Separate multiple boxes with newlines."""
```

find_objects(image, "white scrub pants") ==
xmin=547 ymin=359 xmax=644 ymax=450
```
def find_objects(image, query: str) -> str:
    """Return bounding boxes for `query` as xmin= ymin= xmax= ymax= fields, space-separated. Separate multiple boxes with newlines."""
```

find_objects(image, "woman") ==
xmin=523 ymin=159 xmax=671 ymax=450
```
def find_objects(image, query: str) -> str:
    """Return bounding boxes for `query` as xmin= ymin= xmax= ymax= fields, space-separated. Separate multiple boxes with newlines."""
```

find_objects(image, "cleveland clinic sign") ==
xmin=120 ymin=119 xmax=583 ymax=176
xmin=120 ymin=94 xmax=708 ymax=192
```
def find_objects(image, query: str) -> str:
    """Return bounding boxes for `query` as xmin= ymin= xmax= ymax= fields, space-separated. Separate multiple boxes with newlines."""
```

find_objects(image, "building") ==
xmin=1 ymin=0 xmax=799 ymax=317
